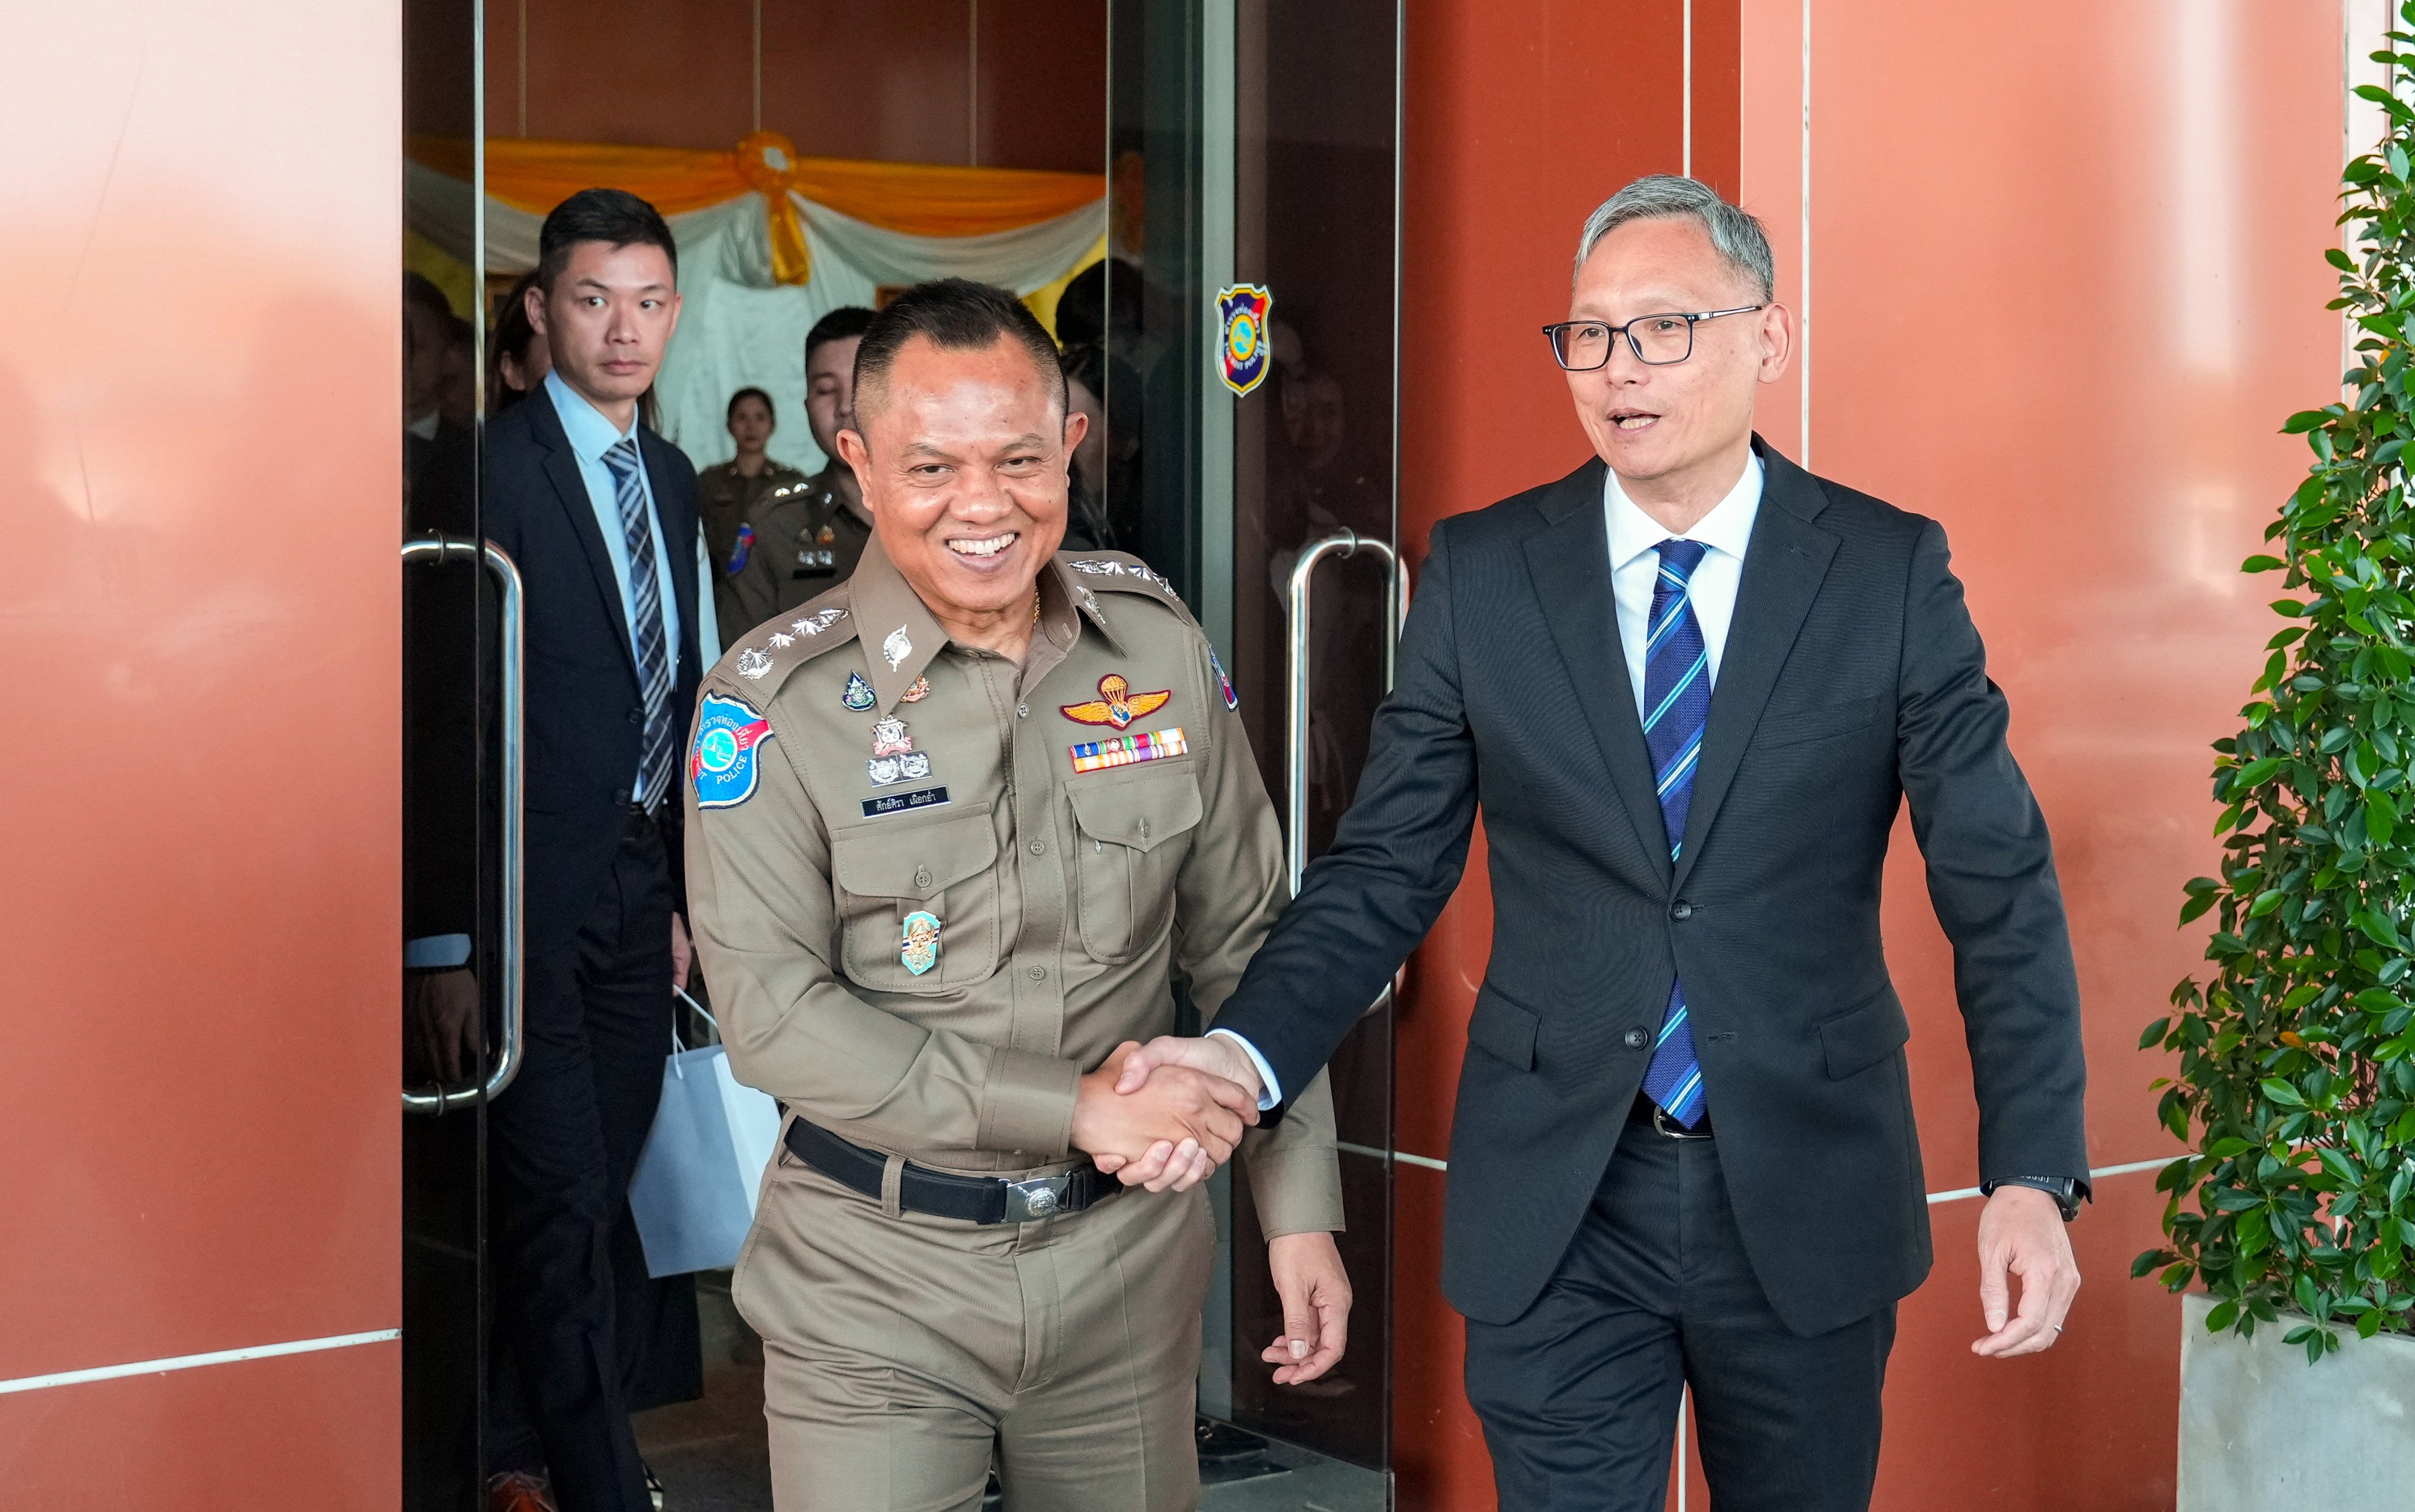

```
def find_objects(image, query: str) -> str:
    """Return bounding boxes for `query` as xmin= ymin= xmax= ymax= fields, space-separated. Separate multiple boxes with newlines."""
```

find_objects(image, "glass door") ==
xmin=402 ymin=1 xmax=504 ymax=1506
xmin=1109 ymin=2 xmax=1403 ymax=1504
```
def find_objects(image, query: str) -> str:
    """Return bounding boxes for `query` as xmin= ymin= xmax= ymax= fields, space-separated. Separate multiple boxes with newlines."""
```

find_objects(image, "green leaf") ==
xmin=2329 ymin=246 xmax=2358 ymax=272
xmin=2208 ymin=1137 xmax=2255 ymax=1159
xmin=2263 ymin=1077 xmax=2309 ymax=1107
xmin=2243 ymin=553 xmax=2288 ymax=573
xmin=2141 ymin=1017 xmax=2171 ymax=1050
xmin=2206 ymin=1299 xmax=2240 ymax=1332
xmin=2250 ymin=889 xmax=2288 ymax=918
xmin=2284 ymin=409 xmax=2332 ymax=434
xmin=2234 ymin=757 xmax=2285 ymax=789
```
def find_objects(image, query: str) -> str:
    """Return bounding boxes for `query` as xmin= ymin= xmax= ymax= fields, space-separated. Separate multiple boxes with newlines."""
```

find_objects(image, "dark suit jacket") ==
xmin=482 ymin=387 xmax=705 ymax=955
xmin=1213 ymin=440 xmax=2087 ymax=1336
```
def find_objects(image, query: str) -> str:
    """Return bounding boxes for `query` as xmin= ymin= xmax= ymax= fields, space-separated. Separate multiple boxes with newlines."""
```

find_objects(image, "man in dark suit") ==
xmin=478 ymin=188 xmax=720 ymax=1512
xmin=1108 ymin=175 xmax=2089 ymax=1510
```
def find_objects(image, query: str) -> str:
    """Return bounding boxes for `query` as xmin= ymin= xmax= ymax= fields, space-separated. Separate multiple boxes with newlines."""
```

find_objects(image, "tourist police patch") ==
xmin=726 ymin=522 xmax=754 ymax=574
xmin=1209 ymin=646 xmax=1240 ymax=712
xmin=691 ymin=692 xmax=776 ymax=807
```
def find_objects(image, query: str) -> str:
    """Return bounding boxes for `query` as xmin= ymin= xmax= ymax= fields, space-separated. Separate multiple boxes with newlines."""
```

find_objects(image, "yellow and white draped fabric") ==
xmin=405 ymin=132 xmax=1107 ymax=471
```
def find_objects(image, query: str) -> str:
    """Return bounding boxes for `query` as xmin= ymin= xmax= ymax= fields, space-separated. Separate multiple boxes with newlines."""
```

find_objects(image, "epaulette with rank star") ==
xmin=714 ymin=583 xmax=860 ymax=695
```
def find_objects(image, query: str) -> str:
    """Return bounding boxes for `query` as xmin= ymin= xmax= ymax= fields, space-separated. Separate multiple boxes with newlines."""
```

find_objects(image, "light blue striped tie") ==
xmin=1638 ymin=540 xmax=1710 ymax=1128
xmin=604 ymin=438 xmax=676 ymax=812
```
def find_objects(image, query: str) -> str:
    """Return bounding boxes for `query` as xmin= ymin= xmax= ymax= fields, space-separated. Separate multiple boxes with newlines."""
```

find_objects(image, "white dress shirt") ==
xmin=1606 ymin=453 xmax=1762 ymax=717
xmin=1213 ymin=453 xmax=1767 ymax=1109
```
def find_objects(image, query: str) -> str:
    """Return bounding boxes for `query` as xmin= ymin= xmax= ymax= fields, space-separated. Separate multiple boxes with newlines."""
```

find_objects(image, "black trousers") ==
xmin=1464 ymin=1117 xmax=1895 ymax=1512
xmin=487 ymin=811 xmax=679 ymax=1512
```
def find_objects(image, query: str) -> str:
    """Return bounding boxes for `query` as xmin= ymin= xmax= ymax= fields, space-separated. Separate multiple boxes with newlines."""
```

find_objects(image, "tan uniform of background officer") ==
xmin=699 ymin=384 xmax=809 ymax=636
xmin=725 ymin=462 xmax=873 ymax=626
xmin=685 ymin=279 xmax=1352 ymax=1512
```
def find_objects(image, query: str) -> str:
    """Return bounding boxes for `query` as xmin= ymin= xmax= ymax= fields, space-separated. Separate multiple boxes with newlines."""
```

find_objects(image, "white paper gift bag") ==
xmin=628 ymin=998 xmax=784 ymax=1278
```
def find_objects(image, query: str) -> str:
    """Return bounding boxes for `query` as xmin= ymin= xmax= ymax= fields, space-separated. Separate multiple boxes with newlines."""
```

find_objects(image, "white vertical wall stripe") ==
xmin=1683 ymin=0 xmax=1695 ymax=179
xmin=0 ymin=1329 xmax=400 ymax=1397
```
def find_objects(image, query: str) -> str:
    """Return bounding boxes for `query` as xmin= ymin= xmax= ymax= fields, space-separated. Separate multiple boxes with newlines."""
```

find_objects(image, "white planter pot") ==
xmin=2178 ymin=1291 xmax=2415 ymax=1510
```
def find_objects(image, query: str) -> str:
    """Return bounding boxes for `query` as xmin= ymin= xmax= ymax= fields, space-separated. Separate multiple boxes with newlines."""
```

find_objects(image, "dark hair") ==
xmin=535 ymin=188 xmax=678 ymax=291
xmin=854 ymin=278 xmax=1065 ymax=419
xmin=804 ymin=305 xmax=877 ymax=363
xmin=404 ymin=269 xmax=455 ymax=323
xmin=489 ymin=270 xmax=543 ymax=414
xmin=727 ymin=386 xmax=776 ymax=422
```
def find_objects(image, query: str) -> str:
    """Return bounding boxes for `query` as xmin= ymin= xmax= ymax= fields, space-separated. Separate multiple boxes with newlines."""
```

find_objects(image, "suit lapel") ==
xmin=530 ymin=388 xmax=639 ymax=682
xmin=1520 ymin=459 xmax=1673 ymax=887
xmin=1672 ymin=441 xmax=1838 ymax=892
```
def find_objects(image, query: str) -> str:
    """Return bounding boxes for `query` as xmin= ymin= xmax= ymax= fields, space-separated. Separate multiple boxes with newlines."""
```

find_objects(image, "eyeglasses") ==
xmin=1541 ymin=306 xmax=1766 ymax=370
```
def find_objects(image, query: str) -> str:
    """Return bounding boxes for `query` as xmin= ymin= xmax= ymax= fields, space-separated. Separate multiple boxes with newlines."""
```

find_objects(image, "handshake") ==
xmin=1068 ymin=1034 xmax=1266 ymax=1192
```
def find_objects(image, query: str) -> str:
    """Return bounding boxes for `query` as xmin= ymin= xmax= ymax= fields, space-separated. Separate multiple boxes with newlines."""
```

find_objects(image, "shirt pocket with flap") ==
xmin=1067 ymin=768 xmax=1205 ymax=964
xmin=829 ymin=810 xmax=1002 ymax=992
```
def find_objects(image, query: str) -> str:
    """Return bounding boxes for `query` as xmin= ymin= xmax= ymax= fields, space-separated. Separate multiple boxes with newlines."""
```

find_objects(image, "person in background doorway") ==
xmin=696 ymin=386 xmax=807 ymax=639
xmin=1057 ymin=341 xmax=1139 ymax=551
xmin=724 ymin=305 xmax=876 ymax=624
xmin=492 ymin=268 xmax=551 ymax=416
xmin=476 ymin=186 xmax=724 ymax=1512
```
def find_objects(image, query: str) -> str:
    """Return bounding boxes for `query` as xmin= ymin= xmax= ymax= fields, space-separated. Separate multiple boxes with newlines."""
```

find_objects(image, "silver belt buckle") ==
xmin=1651 ymin=1105 xmax=1713 ymax=1141
xmin=1002 ymin=1174 xmax=1072 ymax=1222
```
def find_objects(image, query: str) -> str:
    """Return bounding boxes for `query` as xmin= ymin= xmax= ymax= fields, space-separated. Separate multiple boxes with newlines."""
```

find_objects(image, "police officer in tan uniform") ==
xmin=684 ymin=279 xmax=1351 ymax=1512
xmin=699 ymin=384 xmax=809 ymax=636
xmin=727 ymin=306 xmax=879 ymax=626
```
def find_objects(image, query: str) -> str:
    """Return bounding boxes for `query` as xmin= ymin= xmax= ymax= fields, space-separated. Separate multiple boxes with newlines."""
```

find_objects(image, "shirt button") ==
xmin=1018 ymin=704 xmax=1030 ymax=718
xmin=1029 ymin=965 xmax=1047 ymax=981
xmin=913 ymin=869 xmax=932 ymax=889
xmin=1624 ymin=1027 xmax=1651 ymax=1050
xmin=1670 ymin=901 xmax=1694 ymax=921
xmin=1029 ymin=840 xmax=1046 ymax=856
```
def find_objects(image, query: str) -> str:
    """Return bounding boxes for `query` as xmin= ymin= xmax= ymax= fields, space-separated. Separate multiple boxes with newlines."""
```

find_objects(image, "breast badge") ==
xmin=842 ymin=672 xmax=876 ymax=711
xmin=1060 ymin=673 xmax=1172 ymax=729
xmin=691 ymin=693 xmax=776 ymax=807
xmin=870 ymin=715 xmax=915 ymax=756
xmin=901 ymin=675 xmax=932 ymax=704
xmin=1070 ymin=727 xmax=1187 ymax=774
xmin=900 ymin=911 xmax=942 ymax=977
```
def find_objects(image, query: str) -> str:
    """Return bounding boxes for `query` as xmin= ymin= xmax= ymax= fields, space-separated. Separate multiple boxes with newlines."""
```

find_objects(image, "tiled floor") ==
xmin=633 ymin=1278 xmax=1389 ymax=1512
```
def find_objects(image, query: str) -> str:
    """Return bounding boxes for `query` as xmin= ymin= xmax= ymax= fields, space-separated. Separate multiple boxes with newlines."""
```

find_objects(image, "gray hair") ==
xmin=1574 ymin=175 xmax=1775 ymax=302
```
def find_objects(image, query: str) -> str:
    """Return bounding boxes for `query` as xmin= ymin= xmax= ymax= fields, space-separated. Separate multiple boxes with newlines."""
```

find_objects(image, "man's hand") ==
xmin=403 ymin=968 xmax=482 ymax=1086
xmin=1070 ymin=1041 xmax=1259 ymax=1180
xmin=1094 ymin=1036 xmax=1269 ymax=1192
xmin=1971 ymin=1185 xmax=2081 ymax=1357
xmin=671 ymin=912 xmax=694 ymax=991
xmin=1265 ymin=1231 xmax=1351 ymax=1385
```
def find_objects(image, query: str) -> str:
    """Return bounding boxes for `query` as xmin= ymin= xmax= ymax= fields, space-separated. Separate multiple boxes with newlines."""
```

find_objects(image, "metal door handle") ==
xmin=400 ymin=534 xmax=525 ymax=1113
xmin=1284 ymin=529 xmax=1411 ymax=1013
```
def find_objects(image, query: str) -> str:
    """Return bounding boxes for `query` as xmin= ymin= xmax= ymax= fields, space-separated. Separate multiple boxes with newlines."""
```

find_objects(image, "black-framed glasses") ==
xmin=1541 ymin=305 xmax=1765 ymax=370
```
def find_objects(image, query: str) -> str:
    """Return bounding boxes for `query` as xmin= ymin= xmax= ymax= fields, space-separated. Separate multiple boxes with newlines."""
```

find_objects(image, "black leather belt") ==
xmin=1629 ymin=1093 xmax=1714 ymax=1139
xmin=783 ymin=1117 xmax=1121 ymax=1224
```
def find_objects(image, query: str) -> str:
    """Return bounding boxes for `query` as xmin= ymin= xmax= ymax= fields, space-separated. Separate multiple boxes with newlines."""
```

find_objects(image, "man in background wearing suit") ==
xmin=1109 ymin=175 xmax=2089 ymax=1510
xmin=479 ymin=188 xmax=722 ymax=1512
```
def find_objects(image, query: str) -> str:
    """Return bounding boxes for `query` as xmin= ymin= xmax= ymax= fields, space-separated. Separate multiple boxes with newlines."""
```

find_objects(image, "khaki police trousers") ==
xmin=734 ymin=1148 xmax=1213 ymax=1512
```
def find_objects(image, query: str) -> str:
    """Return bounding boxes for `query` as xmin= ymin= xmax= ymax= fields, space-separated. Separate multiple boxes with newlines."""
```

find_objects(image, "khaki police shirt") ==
xmin=699 ymin=458 xmax=810 ymax=637
xmin=685 ymin=535 xmax=1343 ymax=1238
xmin=728 ymin=464 xmax=875 ymax=634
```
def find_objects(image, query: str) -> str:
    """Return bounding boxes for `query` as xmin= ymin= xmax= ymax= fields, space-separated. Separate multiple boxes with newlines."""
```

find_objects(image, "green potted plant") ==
xmin=2137 ymin=17 xmax=2415 ymax=1503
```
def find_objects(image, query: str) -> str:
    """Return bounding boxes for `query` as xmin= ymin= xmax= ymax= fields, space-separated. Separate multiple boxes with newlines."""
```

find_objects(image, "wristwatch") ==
xmin=1980 ymin=1175 xmax=2084 ymax=1221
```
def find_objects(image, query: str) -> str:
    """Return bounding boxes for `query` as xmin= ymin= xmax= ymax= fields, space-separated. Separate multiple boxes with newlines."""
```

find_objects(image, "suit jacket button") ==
xmin=627 ymin=706 xmax=643 ymax=724
xmin=1623 ymin=1027 xmax=1651 ymax=1049
xmin=1669 ymin=901 xmax=1694 ymax=921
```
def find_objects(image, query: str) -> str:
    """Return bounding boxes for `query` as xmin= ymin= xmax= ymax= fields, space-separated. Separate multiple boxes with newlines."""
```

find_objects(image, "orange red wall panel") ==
xmin=0 ymin=1 xmax=404 ymax=1500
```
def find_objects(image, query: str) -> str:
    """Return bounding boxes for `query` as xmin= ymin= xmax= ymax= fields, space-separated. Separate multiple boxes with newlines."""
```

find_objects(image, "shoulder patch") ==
xmin=1065 ymin=554 xmax=1184 ymax=602
xmin=691 ymin=691 xmax=775 ymax=808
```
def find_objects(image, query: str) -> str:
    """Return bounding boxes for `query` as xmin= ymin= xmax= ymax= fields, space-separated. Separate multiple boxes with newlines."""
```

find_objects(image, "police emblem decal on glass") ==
xmin=691 ymin=692 xmax=776 ymax=807
xmin=900 ymin=911 xmax=942 ymax=976
xmin=882 ymin=626 xmax=914 ymax=669
xmin=1214 ymin=283 xmax=1274 ymax=397
xmin=842 ymin=671 xmax=876 ymax=711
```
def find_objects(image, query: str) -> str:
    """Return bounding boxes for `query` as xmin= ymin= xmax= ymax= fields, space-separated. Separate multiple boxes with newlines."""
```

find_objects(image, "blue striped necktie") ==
xmin=603 ymin=437 xmax=676 ymax=813
xmin=1639 ymin=538 xmax=1711 ymax=1128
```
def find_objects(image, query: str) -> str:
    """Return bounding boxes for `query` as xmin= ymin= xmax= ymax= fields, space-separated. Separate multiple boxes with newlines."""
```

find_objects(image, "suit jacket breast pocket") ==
xmin=1754 ymin=695 xmax=1880 ymax=751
